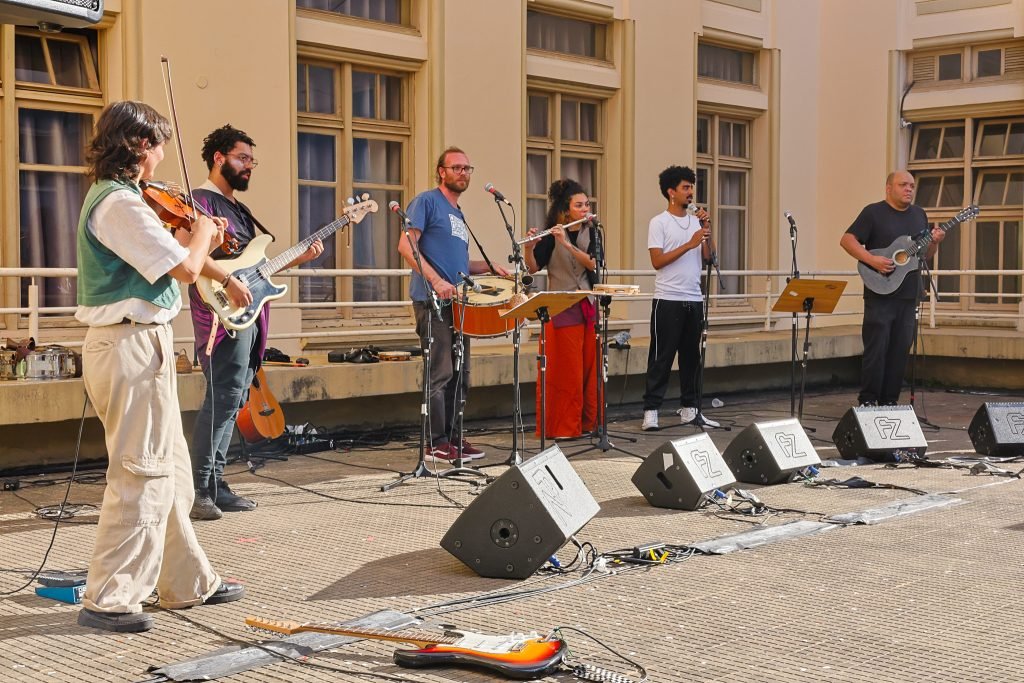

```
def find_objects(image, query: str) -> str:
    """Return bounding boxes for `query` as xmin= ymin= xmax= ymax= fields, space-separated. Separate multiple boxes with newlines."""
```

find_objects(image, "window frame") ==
xmin=696 ymin=40 xmax=758 ymax=88
xmin=13 ymin=28 xmax=99 ymax=95
xmin=295 ymin=0 xmax=414 ymax=30
xmin=525 ymin=8 xmax=611 ymax=64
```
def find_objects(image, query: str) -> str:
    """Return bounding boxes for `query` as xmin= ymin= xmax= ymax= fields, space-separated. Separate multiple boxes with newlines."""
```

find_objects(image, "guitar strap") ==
xmin=464 ymin=218 xmax=499 ymax=275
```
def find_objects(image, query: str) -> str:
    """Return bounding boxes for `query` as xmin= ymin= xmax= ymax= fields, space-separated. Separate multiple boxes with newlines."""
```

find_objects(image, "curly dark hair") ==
xmin=86 ymin=101 xmax=172 ymax=183
xmin=658 ymin=165 xmax=696 ymax=200
xmin=544 ymin=178 xmax=586 ymax=229
xmin=201 ymin=124 xmax=255 ymax=169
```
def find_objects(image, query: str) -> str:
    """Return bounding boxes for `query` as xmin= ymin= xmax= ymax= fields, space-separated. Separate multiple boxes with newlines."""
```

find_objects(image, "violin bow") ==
xmin=159 ymin=55 xmax=200 ymax=229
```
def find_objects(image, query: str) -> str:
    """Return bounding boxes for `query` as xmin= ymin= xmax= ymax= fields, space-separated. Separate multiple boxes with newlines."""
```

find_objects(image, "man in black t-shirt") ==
xmin=840 ymin=170 xmax=945 ymax=406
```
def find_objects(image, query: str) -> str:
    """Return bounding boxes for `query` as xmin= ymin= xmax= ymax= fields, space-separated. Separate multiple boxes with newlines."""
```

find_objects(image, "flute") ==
xmin=516 ymin=213 xmax=597 ymax=245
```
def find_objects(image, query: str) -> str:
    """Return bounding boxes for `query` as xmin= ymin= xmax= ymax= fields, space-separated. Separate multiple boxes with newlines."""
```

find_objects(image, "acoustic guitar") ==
xmin=858 ymin=204 xmax=979 ymax=295
xmin=236 ymin=368 xmax=285 ymax=443
xmin=245 ymin=616 xmax=566 ymax=680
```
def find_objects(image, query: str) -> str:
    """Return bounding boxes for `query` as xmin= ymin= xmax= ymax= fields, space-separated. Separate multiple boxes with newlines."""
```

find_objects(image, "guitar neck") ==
xmin=296 ymin=623 xmax=458 ymax=648
xmin=262 ymin=217 xmax=349 ymax=276
xmin=911 ymin=215 xmax=960 ymax=256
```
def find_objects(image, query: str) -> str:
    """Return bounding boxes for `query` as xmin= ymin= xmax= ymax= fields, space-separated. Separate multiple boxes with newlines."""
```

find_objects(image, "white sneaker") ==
xmin=641 ymin=410 xmax=659 ymax=431
xmin=677 ymin=407 xmax=720 ymax=428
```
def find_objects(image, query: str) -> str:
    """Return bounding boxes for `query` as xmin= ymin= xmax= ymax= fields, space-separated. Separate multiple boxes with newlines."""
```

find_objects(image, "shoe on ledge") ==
xmin=77 ymin=608 xmax=154 ymax=633
xmin=205 ymin=580 xmax=246 ymax=605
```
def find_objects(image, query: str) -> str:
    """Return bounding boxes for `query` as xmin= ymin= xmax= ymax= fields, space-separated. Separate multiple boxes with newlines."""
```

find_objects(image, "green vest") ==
xmin=76 ymin=179 xmax=180 ymax=309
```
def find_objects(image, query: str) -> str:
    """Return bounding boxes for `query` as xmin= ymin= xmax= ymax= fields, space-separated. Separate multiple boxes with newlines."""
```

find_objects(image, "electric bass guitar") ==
xmin=195 ymin=198 xmax=378 ymax=330
xmin=245 ymin=616 xmax=566 ymax=680
xmin=858 ymin=204 xmax=979 ymax=295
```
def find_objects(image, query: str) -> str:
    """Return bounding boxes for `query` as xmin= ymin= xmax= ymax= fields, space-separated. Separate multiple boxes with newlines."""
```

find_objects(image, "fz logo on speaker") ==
xmin=774 ymin=432 xmax=808 ymax=460
xmin=873 ymin=416 xmax=910 ymax=441
xmin=1008 ymin=412 xmax=1024 ymax=436
xmin=689 ymin=449 xmax=722 ymax=479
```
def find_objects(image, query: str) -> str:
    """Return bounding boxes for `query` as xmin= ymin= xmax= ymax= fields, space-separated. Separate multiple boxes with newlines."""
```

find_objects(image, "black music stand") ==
xmin=771 ymin=278 xmax=846 ymax=421
xmin=500 ymin=291 xmax=589 ymax=455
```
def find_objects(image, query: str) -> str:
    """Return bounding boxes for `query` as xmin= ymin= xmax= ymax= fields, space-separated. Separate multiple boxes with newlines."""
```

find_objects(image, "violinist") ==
xmin=74 ymin=101 xmax=248 ymax=633
xmin=187 ymin=125 xmax=324 ymax=520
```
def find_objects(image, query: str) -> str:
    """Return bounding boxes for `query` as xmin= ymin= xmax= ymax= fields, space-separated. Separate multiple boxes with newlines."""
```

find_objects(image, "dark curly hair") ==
xmin=658 ymin=165 xmax=696 ymax=200
xmin=86 ymin=101 xmax=172 ymax=183
xmin=201 ymin=124 xmax=255 ymax=169
xmin=544 ymin=178 xmax=586 ymax=229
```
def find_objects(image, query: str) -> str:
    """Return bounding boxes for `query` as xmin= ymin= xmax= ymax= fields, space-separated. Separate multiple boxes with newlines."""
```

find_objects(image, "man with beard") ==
xmin=188 ymin=125 xmax=324 ymax=520
xmin=397 ymin=146 xmax=507 ymax=462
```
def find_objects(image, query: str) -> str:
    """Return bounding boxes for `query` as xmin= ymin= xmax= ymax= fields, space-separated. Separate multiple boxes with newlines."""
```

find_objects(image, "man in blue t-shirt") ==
xmin=397 ymin=146 xmax=508 ymax=462
xmin=840 ymin=170 xmax=945 ymax=406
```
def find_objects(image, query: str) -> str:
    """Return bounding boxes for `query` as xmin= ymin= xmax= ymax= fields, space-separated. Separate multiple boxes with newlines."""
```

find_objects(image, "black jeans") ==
xmin=859 ymin=296 xmax=917 ymax=405
xmin=642 ymin=299 xmax=703 ymax=411
xmin=413 ymin=302 xmax=470 ymax=444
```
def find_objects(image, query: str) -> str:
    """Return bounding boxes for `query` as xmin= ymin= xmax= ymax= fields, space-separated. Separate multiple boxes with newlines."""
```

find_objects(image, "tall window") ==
xmin=696 ymin=113 xmax=751 ymax=297
xmin=297 ymin=59 xmax=409 ymax=310
xmin=910 ymin=117 xmax=1023 ymax=309
xmin=526 ymin=91 xmax=602 ymax=234
xmin=296 ymin=0 xmax=408 ymax=26
xmin=526 ymin=10 xmax=607 ymax=60
xmin=14 ymin=28 xmax=101 ymax=310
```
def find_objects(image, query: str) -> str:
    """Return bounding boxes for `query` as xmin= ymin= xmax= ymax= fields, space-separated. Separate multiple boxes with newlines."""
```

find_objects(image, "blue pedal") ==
xmin=35 ymin=585 xmax=86 ymax=604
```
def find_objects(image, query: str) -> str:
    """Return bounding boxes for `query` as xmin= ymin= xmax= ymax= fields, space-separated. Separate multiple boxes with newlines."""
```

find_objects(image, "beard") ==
xmin=222 ymin=161 xmax=251 ymax=192
xmin=442 ymin=175 xmax=469 ymax=194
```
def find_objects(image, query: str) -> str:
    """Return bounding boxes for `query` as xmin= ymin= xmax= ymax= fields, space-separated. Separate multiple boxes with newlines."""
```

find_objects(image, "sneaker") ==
xmin=641 ymin=410 xmax=659 ymax=431
xmin=77 ymin=608 xmax=154 ymax=633
xmin=457 ymin=439 xmax=485 ymax=460
xmin=190 ymin=490 xmax=223 ymax=521
xmin=677 ymin=407 xmax=720 ymax=428
xmin=216 ymin=481 xmax=257 ymax=512
xmin=424 ymin=443 xmax=458 ymax=463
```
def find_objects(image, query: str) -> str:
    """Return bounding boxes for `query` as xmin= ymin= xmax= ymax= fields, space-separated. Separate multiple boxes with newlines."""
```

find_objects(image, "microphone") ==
xmin=484 ymin=183 xmax=512 ymax=206
xmin=458 ymin=271 xmax=482 ymax=293
xmin=388 ymin=200 xmax=412 ymax=227
xmin=685 ymin=203 xmax=698 ymax=217
xmin=784 ymin=211 xmax=797 ymax=231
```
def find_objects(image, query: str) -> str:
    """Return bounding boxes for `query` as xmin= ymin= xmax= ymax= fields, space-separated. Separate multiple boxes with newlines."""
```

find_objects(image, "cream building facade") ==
xmin=0 ymin=0 xmax=1022 ymax=450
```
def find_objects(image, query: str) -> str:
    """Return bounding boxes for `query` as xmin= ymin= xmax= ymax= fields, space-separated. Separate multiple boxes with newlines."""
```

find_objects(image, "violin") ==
xmin=139 ymin=179 xmax=240 ymax=255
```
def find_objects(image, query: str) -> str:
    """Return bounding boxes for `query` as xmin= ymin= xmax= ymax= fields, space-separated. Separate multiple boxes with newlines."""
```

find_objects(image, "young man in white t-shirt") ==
xmin=641 ymin=165 xmax=720 ymax=430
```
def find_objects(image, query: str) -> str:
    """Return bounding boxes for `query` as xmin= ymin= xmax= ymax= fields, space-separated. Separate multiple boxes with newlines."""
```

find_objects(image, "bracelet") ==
xmin=220 ymin=273 xmax=233 ymax=288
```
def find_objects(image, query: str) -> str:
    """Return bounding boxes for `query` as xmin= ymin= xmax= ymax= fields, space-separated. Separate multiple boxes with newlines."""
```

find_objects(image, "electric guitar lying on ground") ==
xmin=858 ymin=204 xmax=979 ymax=295
xmin=195 ymin=197 xmax=378 ymax=331
xmin=245 ymin=616 xmax=567 ymax=680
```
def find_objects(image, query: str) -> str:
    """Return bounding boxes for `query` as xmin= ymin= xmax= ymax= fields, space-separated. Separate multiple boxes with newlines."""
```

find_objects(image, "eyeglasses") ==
xmin=442 ymin=165 xmax=474 ymax=175
xmin=225 ymin=153 xmax=258 ymax=167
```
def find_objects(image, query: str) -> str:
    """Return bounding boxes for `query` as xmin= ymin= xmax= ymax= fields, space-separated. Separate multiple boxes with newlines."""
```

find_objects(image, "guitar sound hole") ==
xmin=893 ymin=251 xmax=909 ymax=266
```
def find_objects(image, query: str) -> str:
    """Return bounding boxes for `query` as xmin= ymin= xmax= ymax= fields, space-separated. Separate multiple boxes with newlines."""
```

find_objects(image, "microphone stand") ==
xmin=787 ymin=217 xmax=799 ymax=417
xmin=493 ymin=197 xmax=528 ymax=466
xmin=566 ymin=221 xmax=640 ymax=459
xmin=382 ymin=218 xmax=482 ymax=490
xmin=689 ymin=248 xmax=729 ymax=432
xmin=909 ymin=258 xmax=939 ymax=431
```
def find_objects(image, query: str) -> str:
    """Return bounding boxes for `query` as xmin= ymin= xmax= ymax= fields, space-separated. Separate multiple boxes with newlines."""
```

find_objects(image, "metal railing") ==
xmin=2 ymin=266 xmax=1023 ymax=347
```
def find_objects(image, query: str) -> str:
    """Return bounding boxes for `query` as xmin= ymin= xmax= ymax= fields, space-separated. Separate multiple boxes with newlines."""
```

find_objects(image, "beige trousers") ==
xmin=81 ymin=323 xmax=220 ymax=613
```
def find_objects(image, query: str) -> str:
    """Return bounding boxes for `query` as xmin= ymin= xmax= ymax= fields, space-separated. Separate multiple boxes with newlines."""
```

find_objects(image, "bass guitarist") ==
xmin=188 ymin=125 xmax=324 ymax=520
xmin=840 ymin=170 xmax=945 ymax=406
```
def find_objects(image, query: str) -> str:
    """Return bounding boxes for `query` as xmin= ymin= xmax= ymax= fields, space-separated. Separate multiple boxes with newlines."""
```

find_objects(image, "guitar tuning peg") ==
xmin=360 ymin=193 xmax=369 ymax=201
xmin=346 ymin=197 xmax=355 ymax=206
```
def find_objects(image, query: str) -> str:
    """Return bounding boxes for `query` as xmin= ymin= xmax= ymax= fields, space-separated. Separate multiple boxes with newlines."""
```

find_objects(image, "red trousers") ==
xmin=535 ymin=321 xmax=598 ymax=439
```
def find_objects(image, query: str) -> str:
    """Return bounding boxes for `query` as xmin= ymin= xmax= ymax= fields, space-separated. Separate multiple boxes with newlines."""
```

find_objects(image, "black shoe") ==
xmin=190 ymin=490 xmax=223 ymax=520
xmin=205 ymin=580 xmax=245 ymax=605
xmin=77 ymin=608 xmax=154 ymax=633
xmin=216 ymin=481 xmax=257 ymax=512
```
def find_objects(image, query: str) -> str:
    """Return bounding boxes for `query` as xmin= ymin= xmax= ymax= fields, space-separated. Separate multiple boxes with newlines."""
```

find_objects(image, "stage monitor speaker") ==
xmin=440 ymin=445 xmax=600 ymax=579
xmin=722 ymin=418 xmax=820 ymax=485
xmin=0 ymin=0 xmax=103 ymax=29
xmin=968 ymin=402 xmax=1024 ymax=457
xmin=831 ymin=405 xmax=927 ymax=462
xmin=631 ymin=433 xmax=735 ymax=510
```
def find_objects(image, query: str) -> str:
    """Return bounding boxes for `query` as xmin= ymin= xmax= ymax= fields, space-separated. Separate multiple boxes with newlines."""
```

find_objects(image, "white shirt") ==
xmin=75 ymin=189 xmax=189 ymax=326
xmin=647 ymin=210 xmax=704 ymax=302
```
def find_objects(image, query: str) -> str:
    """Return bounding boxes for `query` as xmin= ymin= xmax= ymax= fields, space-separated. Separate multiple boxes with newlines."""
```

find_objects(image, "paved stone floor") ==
xmin=2 ymin=386 xmax=1024 ymax=683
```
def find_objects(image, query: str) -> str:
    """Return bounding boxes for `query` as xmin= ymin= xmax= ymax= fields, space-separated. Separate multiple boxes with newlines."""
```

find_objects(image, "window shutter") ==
xmin=912 ymin=55 xmax=936 ymax=83
xmin=1005 ymin=45 xmax=1024 ymax=76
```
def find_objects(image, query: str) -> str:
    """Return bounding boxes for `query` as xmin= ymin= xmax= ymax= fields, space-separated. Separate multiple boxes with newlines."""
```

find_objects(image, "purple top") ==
xmin=188 ymin=186 xmax=269 ymax=369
